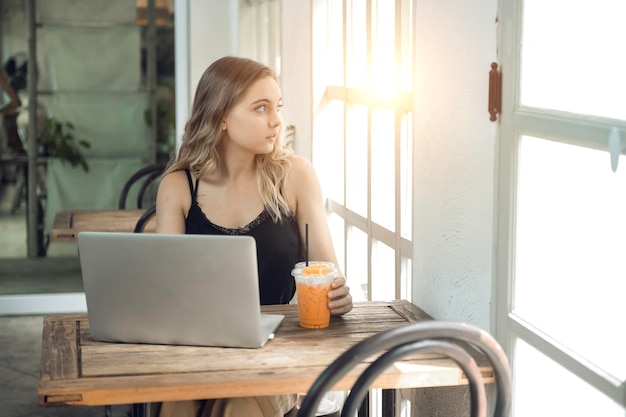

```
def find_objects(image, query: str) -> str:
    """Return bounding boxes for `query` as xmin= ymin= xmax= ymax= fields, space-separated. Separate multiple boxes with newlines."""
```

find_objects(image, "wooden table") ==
xmin=51 ymin=209 xmax=156 ymax=242
xmin=38 ymin=300 xmax=493 ymax=416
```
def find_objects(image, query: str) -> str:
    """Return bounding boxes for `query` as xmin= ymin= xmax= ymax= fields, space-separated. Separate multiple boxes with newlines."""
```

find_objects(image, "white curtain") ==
xmin=36 ymin=0 xmax=135 ymax=23
xmin=35 ymin=0 xmax=148 ymax=234
xmin=238 ymin=0 xmax=281 ymax=75
xmin=37 ymin=26 xmax=141 ymax=92
xmin=45 ymin=158 xmax=147 ymax=232
xmin=39 ymin=93 xmax=148 ymax=158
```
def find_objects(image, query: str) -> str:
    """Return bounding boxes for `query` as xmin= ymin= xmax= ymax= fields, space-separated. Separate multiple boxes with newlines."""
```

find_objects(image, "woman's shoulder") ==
xmin=286 ymin=154 xmax=315 ymax=177
xmin=284 ymin=155 xmax=320 ymax=194
xmin=158 ymin=169 xmax=193 ymax=211
xmin=160 ymin=169 xmax=192 ymax=192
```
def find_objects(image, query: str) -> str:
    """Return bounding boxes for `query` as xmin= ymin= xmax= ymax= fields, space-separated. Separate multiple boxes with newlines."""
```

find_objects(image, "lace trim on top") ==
xmin=194 ymin=203 xmax=271 ymax=235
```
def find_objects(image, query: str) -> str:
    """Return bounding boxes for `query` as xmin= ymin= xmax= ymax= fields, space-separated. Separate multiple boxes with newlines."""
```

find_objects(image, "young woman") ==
xmin=153 ymin=56 xmax=353 ymax=417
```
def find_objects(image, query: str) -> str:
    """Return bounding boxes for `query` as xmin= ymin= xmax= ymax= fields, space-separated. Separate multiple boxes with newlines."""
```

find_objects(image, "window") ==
xmin=497 ymin=0 xmax=626 ymax=414
xmin=239 ymin=0 xmax=281 ymax=74
xmin=312 ymin=0 xmax=413 ymax=302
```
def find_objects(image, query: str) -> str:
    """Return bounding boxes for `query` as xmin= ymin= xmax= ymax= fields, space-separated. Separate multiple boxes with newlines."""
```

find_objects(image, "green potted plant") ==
xmin=144 ymin=81 xmax=175 ymax=162
xmin=38 ymin=116 xmax=91 ymax=172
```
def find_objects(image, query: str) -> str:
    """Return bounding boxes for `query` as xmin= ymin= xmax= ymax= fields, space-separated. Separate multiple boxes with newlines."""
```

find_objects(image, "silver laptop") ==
xmin=77 ymin=231 xmax=284 ymax=348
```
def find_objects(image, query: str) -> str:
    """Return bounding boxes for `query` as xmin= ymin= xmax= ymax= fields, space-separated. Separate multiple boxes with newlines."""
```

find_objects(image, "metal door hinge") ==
xmin=488 ymin=62 xmax=502 ymax=122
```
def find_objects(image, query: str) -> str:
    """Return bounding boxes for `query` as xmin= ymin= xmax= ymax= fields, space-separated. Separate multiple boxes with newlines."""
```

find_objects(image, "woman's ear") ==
xmin=221 ymin=120 xmax=227 ymax=130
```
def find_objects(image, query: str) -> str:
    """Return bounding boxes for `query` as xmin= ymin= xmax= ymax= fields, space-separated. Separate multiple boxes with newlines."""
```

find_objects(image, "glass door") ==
xmin=497 ymin=0 xmax=626 ymax=414
xmin=0 ymin=0 xmax=175 ymax=312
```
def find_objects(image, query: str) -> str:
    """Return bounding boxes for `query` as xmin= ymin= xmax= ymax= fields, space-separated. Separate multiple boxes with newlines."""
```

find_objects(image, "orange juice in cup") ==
xmin=291 ymin=263 xmax=337 ymax=329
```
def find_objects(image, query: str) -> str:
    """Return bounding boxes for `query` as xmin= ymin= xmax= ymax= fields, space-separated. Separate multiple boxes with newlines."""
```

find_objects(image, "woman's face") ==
xmin=222 ymin=76 xmax=283 ymax=155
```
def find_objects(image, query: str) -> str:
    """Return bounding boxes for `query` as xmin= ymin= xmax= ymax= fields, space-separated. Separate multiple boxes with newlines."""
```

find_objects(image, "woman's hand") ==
xmin=328 ymin=275 xmax=353 ymax=316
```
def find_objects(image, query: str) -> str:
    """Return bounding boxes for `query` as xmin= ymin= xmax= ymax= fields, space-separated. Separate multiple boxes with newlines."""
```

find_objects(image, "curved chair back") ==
xmin=118 ymin=162 xmax=166 ymax=209
xmin=134 ymin=203 xmax=156 ymax=233
xmin=297 ymin=321 xmax=512 ymax=417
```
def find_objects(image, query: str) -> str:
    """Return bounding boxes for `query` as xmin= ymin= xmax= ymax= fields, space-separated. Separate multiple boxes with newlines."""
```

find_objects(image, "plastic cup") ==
xmin=291 ymin=264 xmax=337 ymax=329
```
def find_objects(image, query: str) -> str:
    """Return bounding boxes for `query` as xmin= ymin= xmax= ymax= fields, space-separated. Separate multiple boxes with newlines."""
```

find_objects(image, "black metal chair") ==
xmin=134 ymin=203 xmax=156 ymax=233
xmin=297 ymin=321 xmax=512 ymax=417
xmin=118 ymin=162 xmax=166 ymax=209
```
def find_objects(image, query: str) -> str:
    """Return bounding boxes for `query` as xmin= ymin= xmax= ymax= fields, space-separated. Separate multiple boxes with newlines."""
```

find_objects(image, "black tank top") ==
xmin=184 ymin=170 xmax=302 ymax=305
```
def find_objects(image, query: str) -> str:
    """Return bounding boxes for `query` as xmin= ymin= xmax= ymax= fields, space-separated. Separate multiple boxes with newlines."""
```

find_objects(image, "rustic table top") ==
xmin=38 ymin=300 xmax=492 ymax=407
xmin=51 ymin=209 xmax=156 ymax=242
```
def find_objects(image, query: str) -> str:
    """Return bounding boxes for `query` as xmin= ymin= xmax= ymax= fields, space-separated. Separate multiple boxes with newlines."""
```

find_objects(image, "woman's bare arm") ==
xmin=156 ymin=170 xmax=191 ymax=234
xmin=287 ymin=156 xmax=353 ymax=315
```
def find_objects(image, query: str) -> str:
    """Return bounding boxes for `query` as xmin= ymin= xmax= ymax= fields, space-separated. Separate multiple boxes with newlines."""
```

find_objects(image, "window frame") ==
xmin=496 ymin=0 xmax=626 ymax=410
xmin=312 ymin=0 xmax=414 ymax=303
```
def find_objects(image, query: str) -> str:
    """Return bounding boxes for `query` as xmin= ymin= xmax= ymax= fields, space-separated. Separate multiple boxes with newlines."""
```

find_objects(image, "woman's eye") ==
xmin=255 ymin=103 xmax=282 ymax=113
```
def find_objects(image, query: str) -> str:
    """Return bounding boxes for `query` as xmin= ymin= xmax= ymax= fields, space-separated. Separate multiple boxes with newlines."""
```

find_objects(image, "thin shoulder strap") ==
xmin=184 ymin=169 xmax=199 ymax=201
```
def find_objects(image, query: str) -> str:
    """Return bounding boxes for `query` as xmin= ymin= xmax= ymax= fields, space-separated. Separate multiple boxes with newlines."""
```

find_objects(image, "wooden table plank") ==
xmin=38 ymin=301 xmax=494 ymax=407
xmin=50 ymin=209 xmax=156 ymax=242
xmin=41 ymin=358 xmax=480 ymax=406
xmin=39 ymin=316 xmax=81 ymax=381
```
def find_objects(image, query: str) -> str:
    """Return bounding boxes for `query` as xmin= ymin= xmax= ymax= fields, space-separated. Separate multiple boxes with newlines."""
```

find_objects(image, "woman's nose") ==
xmin=269 ymin=110 xmax=282 ymax=127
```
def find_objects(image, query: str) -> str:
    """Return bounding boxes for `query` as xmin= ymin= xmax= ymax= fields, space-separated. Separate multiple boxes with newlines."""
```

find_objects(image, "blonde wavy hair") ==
xmin=165 ymin=56 xmax=293 ymax=222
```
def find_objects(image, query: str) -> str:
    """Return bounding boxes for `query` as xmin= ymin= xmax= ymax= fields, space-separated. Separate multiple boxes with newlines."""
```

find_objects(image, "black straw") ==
xmin=305 ymin=223 xmax=309 ymax=266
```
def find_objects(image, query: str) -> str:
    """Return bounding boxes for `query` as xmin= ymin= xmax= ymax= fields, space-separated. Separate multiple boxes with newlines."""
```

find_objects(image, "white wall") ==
xmin=189 ymin=0 xmax=238 ymax=90
xmin=177 ymin=0 xmax=239 ymax=139
xmin=411 ymin=1 xmax=498 ymax=331
xmin=280 ymin=2 xmax=312 ymax=159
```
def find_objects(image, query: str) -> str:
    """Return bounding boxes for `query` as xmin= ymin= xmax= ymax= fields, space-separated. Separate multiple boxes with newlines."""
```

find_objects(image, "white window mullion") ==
xmin=394 ymin=112 xmax=402 ymax=299
xmin=495 ymin=0 xmax=520 ymax=361
xmin=508 ymin=314 xmax=625 ymax=405
xmin=365 ymin=0 xmax=374 ymax=301
xmin=393 ymin=0 xmax=402 ymax=300
xmin=366 ymin=107 xmax=373 ymax=300
xmin=511 ymin=112 xmax=620 ymax=154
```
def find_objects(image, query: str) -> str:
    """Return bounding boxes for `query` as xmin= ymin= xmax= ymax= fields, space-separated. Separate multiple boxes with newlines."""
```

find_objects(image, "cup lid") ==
xmin=292 ymin=262 xmax=337 ymax=277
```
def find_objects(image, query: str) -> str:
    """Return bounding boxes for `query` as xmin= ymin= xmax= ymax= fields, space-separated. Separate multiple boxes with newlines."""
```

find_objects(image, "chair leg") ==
xmin=132 ymin=403 xmax=148 ymax=417
xmin=358 ymin=392 xmax=370 ymax=417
